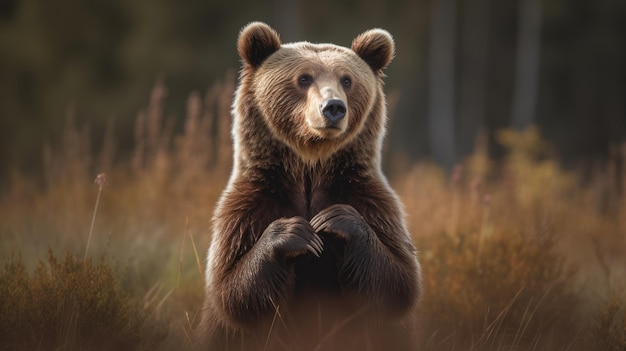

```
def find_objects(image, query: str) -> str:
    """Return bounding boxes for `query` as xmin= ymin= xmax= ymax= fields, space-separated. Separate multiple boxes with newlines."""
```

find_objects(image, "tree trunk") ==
xmin=272 ymin=0 xmax=301 ymax=42
xmin=457 ymin=0 xmax=490 ymax=157
xmin=428 ymin=0 xmax=458 ymax=169
xmin=511 ymin=0 xmax=542 ymax=130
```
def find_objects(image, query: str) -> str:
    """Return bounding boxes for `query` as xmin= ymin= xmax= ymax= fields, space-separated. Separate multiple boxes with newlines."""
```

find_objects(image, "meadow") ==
xmin=1 ymin=78 xmax=624 ymax=350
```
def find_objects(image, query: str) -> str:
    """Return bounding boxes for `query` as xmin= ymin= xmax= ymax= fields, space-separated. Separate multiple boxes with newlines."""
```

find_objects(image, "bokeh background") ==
xmin=1 ymin=0 xmax=624 ymax=178
xmin=1 ymin=1 xmax=625 ymax=350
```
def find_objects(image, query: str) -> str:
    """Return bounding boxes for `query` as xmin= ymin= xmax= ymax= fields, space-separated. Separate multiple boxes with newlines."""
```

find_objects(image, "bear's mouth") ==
xmin=306 ymin=112 xmax=348 ymax=139
xmin=316 ymin=125 xmax=341 ymax=131
xmin=312 ymin=125 xmax=344 ymax=139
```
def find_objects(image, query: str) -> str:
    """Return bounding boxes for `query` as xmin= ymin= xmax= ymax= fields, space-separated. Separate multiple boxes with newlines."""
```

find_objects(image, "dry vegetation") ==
xmin=400 ymin=132 xmax=626 ymax=350
xmin=0 ymin=77 xmax=625 ymax=350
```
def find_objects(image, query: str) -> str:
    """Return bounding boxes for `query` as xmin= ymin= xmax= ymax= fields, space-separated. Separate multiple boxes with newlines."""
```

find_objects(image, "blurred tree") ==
xmin=0 ymin=0 xmax=624 ymax=181
xmin=511 ymin=0 xmax=542 ymax=130
xmin=272 ymin=0 xmax=301 ymax=42
xmin=428 ymin=0 xmax=457 ymax=169
xmin=457 ymin=0 xmax=490 ymax=159
xmin=540 ymin=0 xmax=626 ymax=163
xmin=0 ymin=0 xmax=131 ymax=174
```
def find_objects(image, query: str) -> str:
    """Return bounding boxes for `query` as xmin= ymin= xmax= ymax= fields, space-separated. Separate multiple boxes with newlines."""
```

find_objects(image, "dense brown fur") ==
xmin=197 ymin=22 xmax=421 ymax=350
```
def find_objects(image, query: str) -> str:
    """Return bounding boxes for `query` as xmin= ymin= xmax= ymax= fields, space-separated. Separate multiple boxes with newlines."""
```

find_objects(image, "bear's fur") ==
xmin=197 ymin=22 xmax=421 ymax=351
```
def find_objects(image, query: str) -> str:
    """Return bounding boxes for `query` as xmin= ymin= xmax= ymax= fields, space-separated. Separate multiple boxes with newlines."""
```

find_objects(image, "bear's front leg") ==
xmin=259 ymin=217 xmax=324 ymax=260
xmin=310 ymin=204 xmax=419 ymax=317
xmin=216 ymin=216 xmax=323 ymax=328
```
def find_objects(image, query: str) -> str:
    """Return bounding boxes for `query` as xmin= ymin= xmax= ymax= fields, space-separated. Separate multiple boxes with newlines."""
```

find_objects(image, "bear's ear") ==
xmin=351 ymin=29 xmax=395 ymax=73
xmin=237 ymin=22 xmax=281 ymax=69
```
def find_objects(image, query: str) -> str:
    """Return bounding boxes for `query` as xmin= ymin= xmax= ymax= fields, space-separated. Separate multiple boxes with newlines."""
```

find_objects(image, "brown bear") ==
xmin=197 ymin=22 xmax=421 ymax=351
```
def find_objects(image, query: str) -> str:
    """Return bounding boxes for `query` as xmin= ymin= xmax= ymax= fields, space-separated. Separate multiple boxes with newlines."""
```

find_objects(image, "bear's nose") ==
xmin=321 ymin=99 xmax=347 ymax=123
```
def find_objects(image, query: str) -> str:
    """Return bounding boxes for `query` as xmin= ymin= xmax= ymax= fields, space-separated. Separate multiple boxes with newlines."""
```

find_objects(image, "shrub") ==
xmin=592 ymin=300 xmax=626 ymax=351
xmin=418 ymin=227 xmax=579 ymax=350
xmin=1 ymin=80 xmax=624 ymax=350
xmin=0 ymin=250 xmax=165 ymax=351
xmin=396 ymin=129 xmax=617 ymax=350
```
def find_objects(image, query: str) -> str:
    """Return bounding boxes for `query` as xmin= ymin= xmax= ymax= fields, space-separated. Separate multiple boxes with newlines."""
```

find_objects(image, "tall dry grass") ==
xmin=397 ymin=129 xmax=626 ymax=350
xmin=0 ymin=75 xmax=234 ymax=350
xmin=0 ymin=76 xmax=624 ymax=350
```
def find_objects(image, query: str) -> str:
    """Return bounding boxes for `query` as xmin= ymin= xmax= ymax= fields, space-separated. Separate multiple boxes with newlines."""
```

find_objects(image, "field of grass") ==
xmin=1 ymin=78 xmax=625 ymax=350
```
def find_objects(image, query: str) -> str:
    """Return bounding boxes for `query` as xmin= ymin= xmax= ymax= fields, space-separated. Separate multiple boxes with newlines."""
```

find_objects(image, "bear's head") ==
xmin=235 ymin=22 xmax=394 ymax=164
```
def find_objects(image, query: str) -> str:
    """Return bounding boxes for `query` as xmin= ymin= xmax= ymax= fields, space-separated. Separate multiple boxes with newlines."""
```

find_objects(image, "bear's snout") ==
xmin=321 ymin=99 xmax=347 ymax=123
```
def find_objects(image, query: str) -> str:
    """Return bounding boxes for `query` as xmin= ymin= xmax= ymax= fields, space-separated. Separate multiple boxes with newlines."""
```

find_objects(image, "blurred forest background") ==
xmin=1 ymin=0 xmax=625 ymax=180
xmin=1 ymin=1 xmax=626 ymax=349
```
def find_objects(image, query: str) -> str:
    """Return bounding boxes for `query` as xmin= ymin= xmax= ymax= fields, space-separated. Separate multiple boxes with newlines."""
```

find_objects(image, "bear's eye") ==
xmin=341 ymin=76 xmax=352 ymax=88
xmin=298 ymin=74 xmax=313 ymax=87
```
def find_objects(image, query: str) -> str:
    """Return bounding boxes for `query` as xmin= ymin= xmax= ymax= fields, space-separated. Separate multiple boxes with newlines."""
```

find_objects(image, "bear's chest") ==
xmin=300 ymin=167 xmax=360 ymax=220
